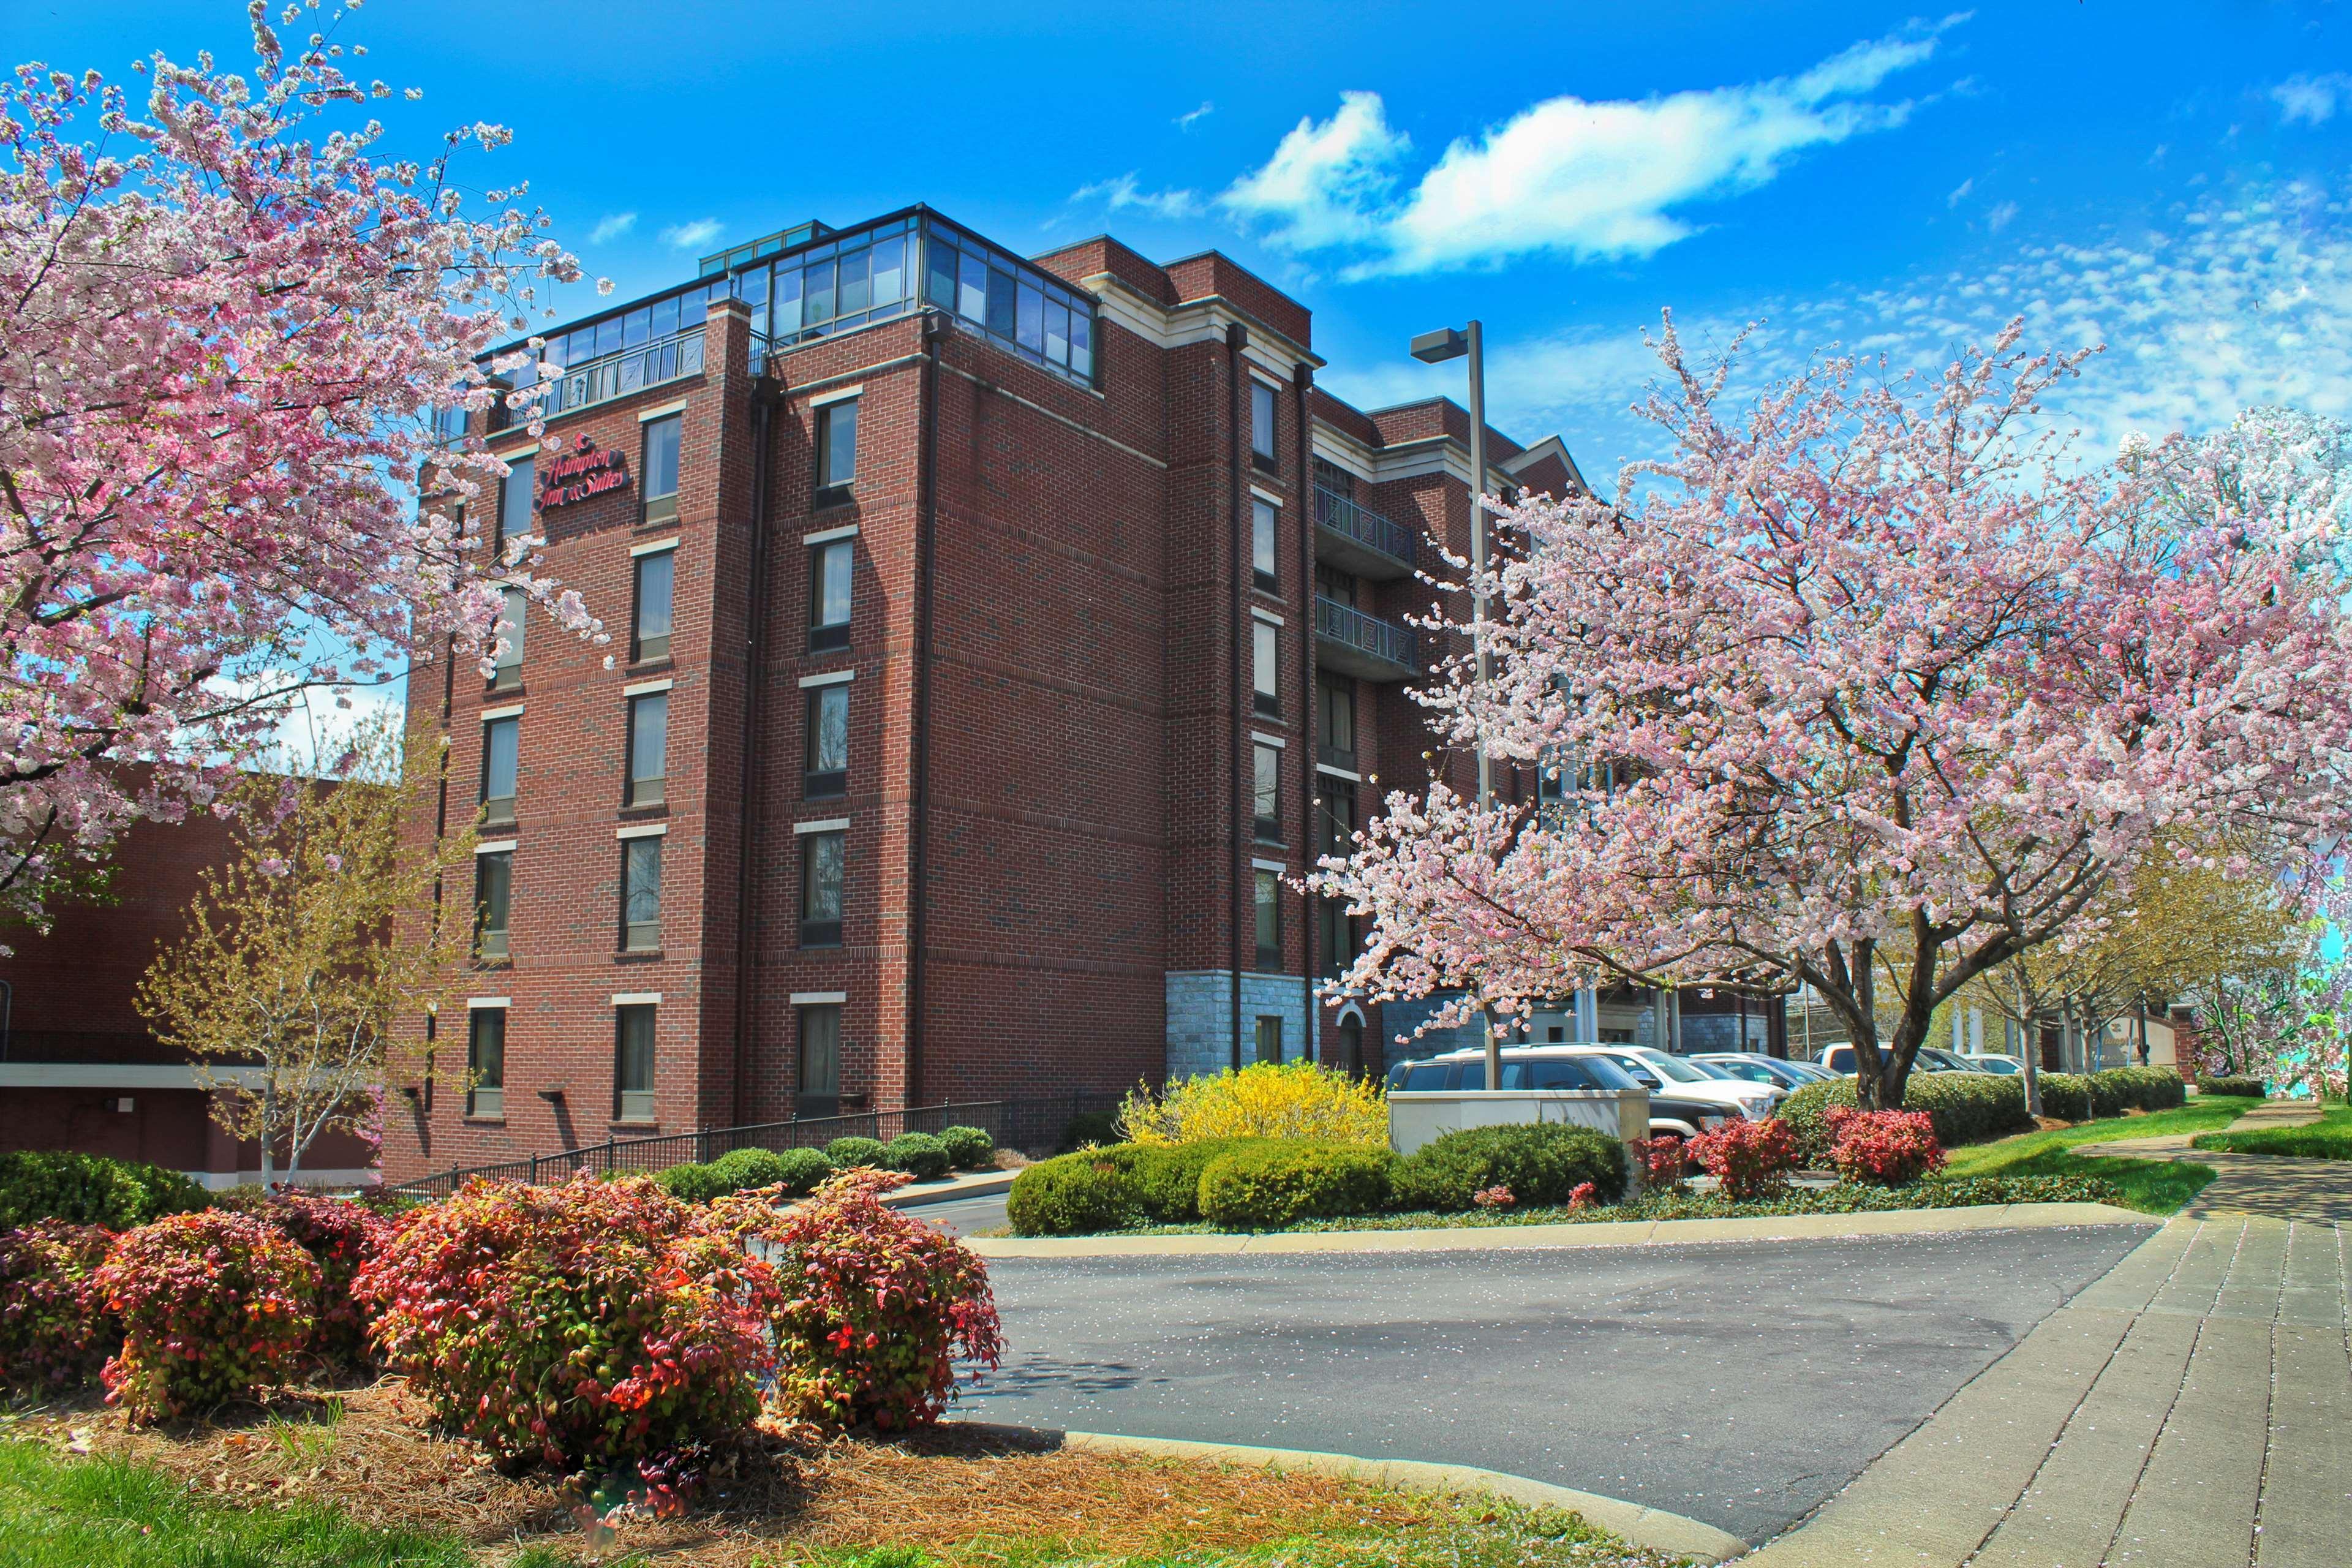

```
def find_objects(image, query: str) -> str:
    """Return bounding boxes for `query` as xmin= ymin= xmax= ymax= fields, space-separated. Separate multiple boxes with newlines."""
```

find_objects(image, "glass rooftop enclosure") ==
xmin=464 ymin=207 xmax=1098 ymax=435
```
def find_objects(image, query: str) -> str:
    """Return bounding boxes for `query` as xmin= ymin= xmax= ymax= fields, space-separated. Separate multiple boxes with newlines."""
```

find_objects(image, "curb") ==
xmin=965 ymin=1200 xmax=2154 ymax=1259
xmin=1044 ymin=1430 xmax=1749 ymax=1564
xmin=881 ymin=1169 xmax=1017 ymax=1209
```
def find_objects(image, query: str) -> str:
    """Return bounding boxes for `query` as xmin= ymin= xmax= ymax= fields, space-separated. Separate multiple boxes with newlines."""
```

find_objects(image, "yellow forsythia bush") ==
xmin=1117 ymin=1061 xmax=1387 ymax=1147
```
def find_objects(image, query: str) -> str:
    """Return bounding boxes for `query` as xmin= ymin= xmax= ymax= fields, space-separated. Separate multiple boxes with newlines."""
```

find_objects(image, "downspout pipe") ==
xmin=728 ymin=377 xmax=779 ymax=1124
xmin=905 ymin=312 xmax=946 ymax=1105
xmin=1293 ymin=360 xmax=1316 ymax=1063
xmin=1227 ymin=323 xmax=1249 ymax=1071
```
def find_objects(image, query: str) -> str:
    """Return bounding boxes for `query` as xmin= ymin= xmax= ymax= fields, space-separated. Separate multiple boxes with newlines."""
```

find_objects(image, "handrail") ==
xmin=1313 ymin=595 xmax=1420 ymax=672
xmin=494 ymin=325 xmax=707 ymax=430
xmin=1313 ymin=484 xmax=1415 ymax=567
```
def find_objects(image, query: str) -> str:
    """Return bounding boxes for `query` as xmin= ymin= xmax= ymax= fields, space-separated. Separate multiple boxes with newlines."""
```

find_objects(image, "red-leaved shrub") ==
xmin=1689 ymin=1117 xmax=1802 ymax=1199
xmin=94 ymin=1210 xmax=320 ymax=1420
xmin=1824 ymin=1107 xmax=1945 ymax=1186
xmin=255 ymin=1192 xmax=391 ymax=1371
xmin=0 ymin=1221 xmax=117 ymax=1390
xmin=752 ymin=1167 xmax=1005 ymax=1430
xmin=1566 ymin=1182 xmax=1599 ymax=1212
xmin=355 ymin=1175 xmax=778 ymax=1475
xmin=1631 ymin=1135 xmax=1687 ymax=1190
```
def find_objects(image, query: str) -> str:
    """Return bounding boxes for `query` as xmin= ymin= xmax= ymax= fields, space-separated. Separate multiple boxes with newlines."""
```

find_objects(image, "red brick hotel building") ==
xmin=386 ymin=207 xmax=1781 ymax=1183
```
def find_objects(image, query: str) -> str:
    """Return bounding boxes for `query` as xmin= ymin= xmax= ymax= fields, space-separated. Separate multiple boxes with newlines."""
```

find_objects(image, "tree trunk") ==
xmin=2017 ymin=974 xmax=2043 ymax=1118
xmin=258 ymin=1080 xmax=276 ymax=1189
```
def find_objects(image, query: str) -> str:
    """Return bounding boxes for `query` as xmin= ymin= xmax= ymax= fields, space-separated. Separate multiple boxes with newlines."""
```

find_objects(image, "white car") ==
xmin=1962 ymin=1053 xmax=2025 ymax=1076
xmin=1564 ymin=1046 xmax=1782 ymax=1121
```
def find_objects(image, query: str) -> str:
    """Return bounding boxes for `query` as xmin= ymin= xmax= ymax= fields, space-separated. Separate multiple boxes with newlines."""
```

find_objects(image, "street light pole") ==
xmin=1411 ymin=321 xmax=1498 ymax=1087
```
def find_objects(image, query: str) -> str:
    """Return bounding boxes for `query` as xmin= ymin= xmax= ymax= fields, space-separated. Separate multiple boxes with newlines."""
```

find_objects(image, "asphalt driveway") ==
xmin=950 ymin=1224 xmax=2155 ymax=1544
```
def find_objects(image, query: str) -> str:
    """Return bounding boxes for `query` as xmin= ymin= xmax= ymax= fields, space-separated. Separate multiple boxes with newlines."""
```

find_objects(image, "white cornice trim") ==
xmin=1077 ymin=273 xmax=1325 ymax=378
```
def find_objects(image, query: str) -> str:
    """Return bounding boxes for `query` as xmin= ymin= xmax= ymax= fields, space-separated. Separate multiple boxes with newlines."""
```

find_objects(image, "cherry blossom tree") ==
xmin=1314 ymin=322 xmax=2352 ymax=1109
xmin=0 ymin=3 xmax=602 ymax=933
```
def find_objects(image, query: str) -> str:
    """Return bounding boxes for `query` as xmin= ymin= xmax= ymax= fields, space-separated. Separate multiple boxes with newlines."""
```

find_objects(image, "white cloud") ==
xmin=588 ymin=211 xmax=637 ymax=244
xmin=2272 ymin=72 xmax=2352 ymax=127
xmin=660 ymin=218 xmax=723 ymax=251
xmin=1070 ymin=173 xmax=1204 ymax=221
xmin=1463 ymin=179 xmax=2352 ymax=479
xmin=1220 ymin=90 xmax=1410 ymax=252
xmin=1176 ymin=100 xmax=1214 ymax=130
xmin=1987 ymin=199 xmax=2019 ymax=232
xmin=1947 ymin=176 xmax=1973 ymax=208
xmin=1220 ymin=18 xmax=1961 ymax=275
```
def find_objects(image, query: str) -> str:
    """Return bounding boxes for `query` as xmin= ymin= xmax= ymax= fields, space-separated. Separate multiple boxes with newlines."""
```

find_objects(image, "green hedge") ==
xmin=939 ymin=1125 xmax=995 ymax=1169
xmin=883 ymin=1131 xmax=952 ymax=1180
xmin=1006 ymin=1152 xmax=1137 ymax=1235
xmin=824 ymin=1136 xmax=889 ymax=1169
xmin=0 ymin=1151 xmax=210 ymax=1231
xmin=2088 ymin=1066 xmax=2187 ymax=1118
xmin=2037 ymin=1072 xmax=2093 ymax=1122
xmin=1391 ymin=1123 xmax=1627 ymax=1212
xmin=652 ymin=1161 xmax=736 ymax=1204
xmin=2196 ymin=1076 xmax=2267 ymax=1098
xmin=1196 ymin=1142 xmax=1395 ymax=1230
xmin=1778 ymin=1071 xmax=2034 ymax=1158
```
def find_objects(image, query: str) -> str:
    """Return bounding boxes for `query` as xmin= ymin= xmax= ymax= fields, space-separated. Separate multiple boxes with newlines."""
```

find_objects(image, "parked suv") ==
xmin=1387 ymin=1046 xmax=1735 ymax=1140
xmin=1694 ymin=1052 xmax=1820 ymax=1093
xmin=1816 ymin=1043 xmax=1981 ymax=1076
xmin=1567 ymin=1046 xmax=1782 ymax=1120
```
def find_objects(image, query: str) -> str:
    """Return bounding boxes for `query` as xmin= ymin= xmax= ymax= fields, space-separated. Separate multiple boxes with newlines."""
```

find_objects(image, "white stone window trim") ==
xmin=1251 ymin=731 xmax=1287 ymax=749
xmin=791 ymin=990 xmax=848 ymax=1006
xmin=1251 ymin=607 xmax=1284 ymax=628
xmin=481 ymin=703 xmax=524 ymax=722
xmin=622 ymin=677 xmax=673 ymax=697
xmin=1316 ymin=763 xmax=1363 ymax=783
xmin=1250 ymin=483 xmax=1284 ymax=508
xmin=467 ymin=997 xmax=510 ymax=1011
xmin=492 ymin=441 xmax=540 ymax=462
xmin=794 ymin=817 xmax=850 ymax=836
xmin=616 ymin=823 xmax=666 ymax=841
xmin=475 ymin=839 xmax=517 ymax=856
xmin=636 ymin=399 xmax=689 ymax=423
xmin=611 ymin=992 xmax=662 ymax=1006
xmin=808 ymin=383 xmax=863 ymax=409
xmin=803 ymin=522 xmax=859 ymax=546
xmin=1251 ymin=857 xmax=1291 ymax=875
xmin=797 ymin=669 xmax=854 ymax=689
xmin=630 ymin=537 xmax=679 ymax=558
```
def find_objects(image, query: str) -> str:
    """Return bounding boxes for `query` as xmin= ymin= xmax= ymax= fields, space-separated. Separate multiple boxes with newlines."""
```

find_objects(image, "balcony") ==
xmin=1314 ymin=596 xmax=1420 ymax=682
xmin=488 ymin=326 xmax=706 ymax=433
xmin=1313 ymin=486 xmax=1416 ymax=581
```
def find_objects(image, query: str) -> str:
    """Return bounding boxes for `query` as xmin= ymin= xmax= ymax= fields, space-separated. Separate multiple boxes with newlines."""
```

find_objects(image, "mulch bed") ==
xmin=8 ymin=1379 xmax=1434 ymax=1564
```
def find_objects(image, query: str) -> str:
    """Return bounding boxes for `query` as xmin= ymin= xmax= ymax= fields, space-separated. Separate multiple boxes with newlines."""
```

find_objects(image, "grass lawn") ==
xmin=0 ymin=1400 xmax=1692 ymax=1568
xmin=1940 ymin=1101 xmax=2246 ymax=1213
xmin=2191 ymin=1101 xmax=2352 ymax=1159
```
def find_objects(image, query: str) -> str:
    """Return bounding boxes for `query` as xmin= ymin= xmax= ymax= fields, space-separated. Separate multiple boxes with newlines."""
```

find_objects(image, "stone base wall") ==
xmin=1166 ymin=971 xmax=1313 ymax=1079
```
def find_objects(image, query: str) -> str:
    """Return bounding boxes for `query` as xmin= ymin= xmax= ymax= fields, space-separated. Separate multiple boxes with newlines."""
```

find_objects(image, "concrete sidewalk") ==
xmin=2075 ymin=1097 xmax=2351 ymax=1224
xmin=1740 ymin=1211 xmax=2350 ymax=1565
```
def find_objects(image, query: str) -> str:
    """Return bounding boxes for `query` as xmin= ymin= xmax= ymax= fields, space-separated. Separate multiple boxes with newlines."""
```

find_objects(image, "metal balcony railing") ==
xmin=1314 ymin=595 xmax=1420 ymax=675
xmin=1313 ymin=485 xmax=1415 ymax=570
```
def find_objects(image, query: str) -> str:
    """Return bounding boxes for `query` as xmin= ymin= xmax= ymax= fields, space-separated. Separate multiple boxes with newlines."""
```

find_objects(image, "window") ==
xmin=1317 ymin=674 xmax=1355 ymax=768
xmin=475 ymin=850 xmax=512 ymax=962
xmin=1254 ymin=868 xmax=1281 ymax=971
xmin=641 ymin=415 xmax=682 ymax=525
xmin=631 ymin=549 xmax=674 ymax=663
xmin=621 ymin=836 xmax=661 ymax=951
xmin=1315 ymin=561 xmax=1359 ymax=608
xmin=1317 ymin=772 xmax=1357 ymax=857
xmin=1252 ymin=619 xmax=1280 ymax=717
xmin=1251 ymin=497 xmax=1278 ymax=593
xmin=494 ymin=456 xmax=534 ymax=564
xmin=1253 ymin=743 xmax=1281 ymax=843
xmin=614 ymin=1004 xmax=655 ymax=1121
xmin=1254 ymin=1015 xmax=1283 ymax=1065
xmin=1313 ymin=456 xmax=1354 ymax=500
xmin=1317 ymin=896 xmax=1357 ymax=979
xmin=626 ymin=692 xmax=667 ymax=807
xmin=466 ymin=1008 xmax=505 ymax=1118
xmin=810 ymin=538 xmax=852 ymax=651
xmin=801 ymin=829 xmax=845 ymax=946
xmin=1250 ymin=380 xmax=1277 ymax=471
xmin=480 ymin=715 xmax=518 ymax=826
xmin=816 ymin=399 xmax=858 ymax=496
xmin=805 ymin=685 xmax=848 ymax=797
xmin=489 ymin=586 xmax=526 ymax=691
xmin=798 ymin=1003 xmax=842 ymax=1113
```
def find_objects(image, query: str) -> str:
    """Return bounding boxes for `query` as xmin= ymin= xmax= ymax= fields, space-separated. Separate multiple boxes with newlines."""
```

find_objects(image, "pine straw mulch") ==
xmin=7 ymin=1378 xmax=1441 ymax=1565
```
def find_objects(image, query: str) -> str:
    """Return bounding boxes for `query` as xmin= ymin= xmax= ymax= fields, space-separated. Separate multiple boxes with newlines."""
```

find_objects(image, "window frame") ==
xmin=475 ymin=849 xmax=512 ymax=963
xmin=480 ymin=715 xmax=519 ymax=828
xmin=1252 ymin=742 xmax=1281 ymax=844
xmin=620 ymin=835 xmax=662 ymax=952
xmin=493 ymin=456 xmax=535 ymax=565
xmin=466 ymin=1008 xmax=505 ymax=1119
xmin=488 ymin=586 xmax=526 ymax=692
xmin=804 ymin=684 xmax=849 ymax=798
xmin=625 ymin=691 xmax=668 ymax=809
xmin=1251 ymin=496 xmax=1279 ymax=594
xmin=1251 ymin=619 xmax=1281 ymax=718
xmin=799 ymin=829 xmax=845 ymax=947
xmin=1316 ymin=673 xmax=1355 ymax=769
xmin=797 ymin=1002 xmax=842 ymax=1109
xmin=1254 ymin=1014 xmax=1283 ymax=1065
xmin=630 ymin=548 xmax=675 ymax=665
xmin=1253 ymin=867 xmax=1282 ymax=971
xmin=815 ymin=397 xmax=858 ymax=500
xmin=641 ymin=413 xmax=682 ymax=526
xmin=1250 ymin=380 xmax=1278 ymax=472
xmin=809 ymin=538 xmax=853 ymax=652
xmin=614 ymin=1003 xmax=657 ymax=1123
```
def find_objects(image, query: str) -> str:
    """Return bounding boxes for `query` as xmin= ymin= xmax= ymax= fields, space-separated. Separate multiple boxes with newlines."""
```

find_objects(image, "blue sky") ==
xmin=14 ymin=0 xmax=2351 ymax=477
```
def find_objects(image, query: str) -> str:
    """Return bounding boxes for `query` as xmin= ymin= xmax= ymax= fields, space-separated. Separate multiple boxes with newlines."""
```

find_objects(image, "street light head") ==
xmin=1410 ymin=326 xmax=1468 ymax=364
